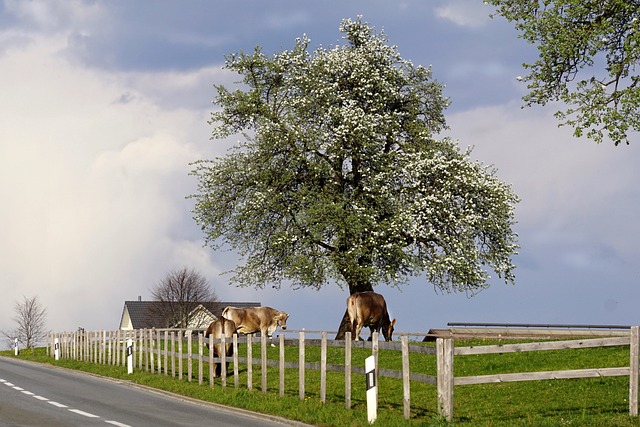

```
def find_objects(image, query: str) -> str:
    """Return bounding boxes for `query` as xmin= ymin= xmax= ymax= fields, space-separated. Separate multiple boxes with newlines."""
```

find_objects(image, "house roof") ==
xmin=120 ymin=300 xmax=261 ymax=330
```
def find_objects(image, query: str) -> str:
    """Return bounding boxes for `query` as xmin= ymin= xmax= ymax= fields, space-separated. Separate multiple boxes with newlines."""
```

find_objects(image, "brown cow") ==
xmin=221 ymin=306 xmax=289 ymax=339
xmin=205 ymin=317 xmax=237 ymax=377
xmin=347 ymin=291 xmax=396 ymax=341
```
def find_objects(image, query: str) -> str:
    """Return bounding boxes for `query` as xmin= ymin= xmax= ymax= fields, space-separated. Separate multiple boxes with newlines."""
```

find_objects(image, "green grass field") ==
xmin=3 ymin=337 xmax=639 ymax=426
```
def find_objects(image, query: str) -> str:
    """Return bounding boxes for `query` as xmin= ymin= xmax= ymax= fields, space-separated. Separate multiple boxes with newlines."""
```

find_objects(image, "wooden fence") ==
xmin=47 ymin=326 xmax=640 ymax=421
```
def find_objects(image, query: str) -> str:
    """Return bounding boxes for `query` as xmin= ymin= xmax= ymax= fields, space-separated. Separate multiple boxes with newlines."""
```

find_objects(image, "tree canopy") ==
xmin=191 ymin=18 xmax=519 ymax=297
xmin=487 ymin=0 xmax=640 ymax=145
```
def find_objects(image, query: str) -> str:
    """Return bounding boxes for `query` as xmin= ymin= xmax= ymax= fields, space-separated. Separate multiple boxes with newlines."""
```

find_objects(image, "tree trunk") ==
xmin=334 ymin=281 xmax=373 ymax=340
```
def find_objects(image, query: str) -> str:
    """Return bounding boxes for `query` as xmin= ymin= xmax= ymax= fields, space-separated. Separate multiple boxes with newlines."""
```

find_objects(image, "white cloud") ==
xmin=446 ymin=103 xmax=640 ymax=271
xmin=435 ymin=1 xmax=491 ymax=28
xmin=0 ymin=33 xmax=217 ymax=333
xmin=118 ymin=66 xmax=233 ymax=111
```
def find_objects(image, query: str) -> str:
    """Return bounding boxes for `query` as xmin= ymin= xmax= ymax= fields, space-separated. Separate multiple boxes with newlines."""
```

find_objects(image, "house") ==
xmin=119 ymin=299 xmax=261 ymax=330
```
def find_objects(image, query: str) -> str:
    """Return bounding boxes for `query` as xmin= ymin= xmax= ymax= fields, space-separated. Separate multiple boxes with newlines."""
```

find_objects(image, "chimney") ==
xmin=138 ymin=295 xmax=142 ymax=302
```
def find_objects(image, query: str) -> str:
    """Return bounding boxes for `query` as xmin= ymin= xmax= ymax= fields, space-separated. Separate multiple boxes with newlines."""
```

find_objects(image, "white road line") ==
xmin=48 ymin=401 xmax=68 ymax=408
xmin=69 ymin=408 xmax=100 ymax=418
xmin=105 ymin=420 xmax=132 ymax=427
xmin=4 ymin=377 xmax=131 ymax=427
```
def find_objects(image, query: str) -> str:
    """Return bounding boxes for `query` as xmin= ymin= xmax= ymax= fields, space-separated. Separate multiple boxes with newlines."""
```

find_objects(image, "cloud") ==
xmin=446 ymin=103 xmax=640 ymax=276
xmin=0 ymin=32 xmax=217 ymax=333
xmin=3 ymin=0 xmax=105 ymax=34
xmin=435 ymin=1 xmax=492 ymax=28
xmin=117 ymin=66 xmax=233 ymax=111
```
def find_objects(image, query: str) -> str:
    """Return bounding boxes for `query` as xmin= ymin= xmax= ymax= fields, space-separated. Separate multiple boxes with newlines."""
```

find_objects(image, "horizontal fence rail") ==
xmin=448 ymin=322 xmax=632 ymax=330
xmin=47 ymin=326 xmax=640 ymax=421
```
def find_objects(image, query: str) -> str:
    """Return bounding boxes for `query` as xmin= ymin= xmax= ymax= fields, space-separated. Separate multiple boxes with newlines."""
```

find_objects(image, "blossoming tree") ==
xmin=191 ymin=18 xmax=519 ymax=336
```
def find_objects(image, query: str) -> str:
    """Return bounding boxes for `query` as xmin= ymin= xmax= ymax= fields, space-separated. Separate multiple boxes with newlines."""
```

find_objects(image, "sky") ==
xmin=1 ymin=0 xmax=639 ymax=344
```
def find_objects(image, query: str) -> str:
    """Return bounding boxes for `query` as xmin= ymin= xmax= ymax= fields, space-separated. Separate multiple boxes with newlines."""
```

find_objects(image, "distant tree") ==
xmin=191 ymin=18 xmax=519 ymax=336
xmin=150 ymin=267 xmax=218 ymax=329
xmin=7 ymin=296 xmax=48 ymax=351
xmin=487 ymin=0 xmax=640 ymax=145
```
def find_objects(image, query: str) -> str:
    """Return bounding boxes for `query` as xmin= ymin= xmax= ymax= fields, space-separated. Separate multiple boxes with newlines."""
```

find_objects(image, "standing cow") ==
xmin=347 ymin=291 xmax=396 ymax=341
xmin=221 ymin=306 xmax=289 ymax=340
xmin=205 ymin=317 xmax=237 ymax=377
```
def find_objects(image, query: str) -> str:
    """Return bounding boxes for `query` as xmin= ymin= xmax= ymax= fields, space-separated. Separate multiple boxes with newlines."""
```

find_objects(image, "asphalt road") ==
xmin=0 ymin=357 xmax=308 ymax=427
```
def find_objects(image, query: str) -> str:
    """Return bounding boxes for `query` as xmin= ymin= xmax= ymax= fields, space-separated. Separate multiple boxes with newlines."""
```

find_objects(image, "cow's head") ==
xmin=275 ymin=312 xmax=289 ymax=330
xmin=382 ymin=318 xmax=396 ymax=342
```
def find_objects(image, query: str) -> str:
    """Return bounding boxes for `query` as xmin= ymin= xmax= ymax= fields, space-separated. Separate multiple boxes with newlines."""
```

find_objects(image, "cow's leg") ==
xmin=263 ymin=328 xmax=277 ymax=347
xmin=351 ymin=319 xmax=360 ymax=341
xmin=212 ymin=349 xmax=220 ymax=378
xmin=354 ymin=323 xmax=363 ymax=341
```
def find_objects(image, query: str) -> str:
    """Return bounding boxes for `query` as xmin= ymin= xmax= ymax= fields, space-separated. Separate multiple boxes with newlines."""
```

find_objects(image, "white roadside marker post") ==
xmin=54 ymin=337 xmax=60 ymax=361
xmin=14 ymin=338 xmax=18 ymax=356
xmin=127 ymin=339 xmax=133 ymax=374
xmin=365 ymin=355 xmax=377 ymax=424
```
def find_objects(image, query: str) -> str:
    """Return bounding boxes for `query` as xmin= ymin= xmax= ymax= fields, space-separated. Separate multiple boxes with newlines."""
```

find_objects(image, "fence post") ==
xmin=345 ymin=331 xmax=352 ymax=409
xmin=133 ymin=330 xmax=138 ymax=369
xmin=233 ymin=334 xmax=239 ymax=388
xmin=299 ymin=330 xmax=305 ymax=400
xmin=149 ymin=329 xmax=155 ymax=374
xmin=402 ymin=335 xmax=411 ymax=419
xmin=178 ymin=332 xmax=183 ymax=380
xmin=209 ymin=333 xmax=214 ymax=388
xmin=171 ymin=331 xmax=176 ymax=378
xmin=187 ymin=332 xmax=193 ymax=382
xmin=142 ymin=330 xmax=146 ymax=371
xmin=630 ymin=326 xmax=639 ymax=416
xmin=221 ymin=334 xmax=228 ymax=387
xmin=279 ymin=333 xmax=285 ymax=397
xmin=116 ymin=330 xmax=121 ymax=366
xmin=83 ymin=330 xmax=87 ymax=362
xmin=157 ymin=330 xmax=162 ymax=374
xmin=437 ymin=337 xmax=454 ymax=421
xmin=247 ymin=334 xmax=253 ymax=391
xmin=198 ymin=333 xmax=204 ymax=385
xmin=372 ymin=331 xmax=379 ymax=373
xmin=321 ymin=331 xmax=327 ymax=404
xmin=107 ymin=330 xmax=112 ymax=365
xmin=164 ymin=330 xmax=169 ymax=376
xmin=261 ymin=333 xmax=267 ymax=393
